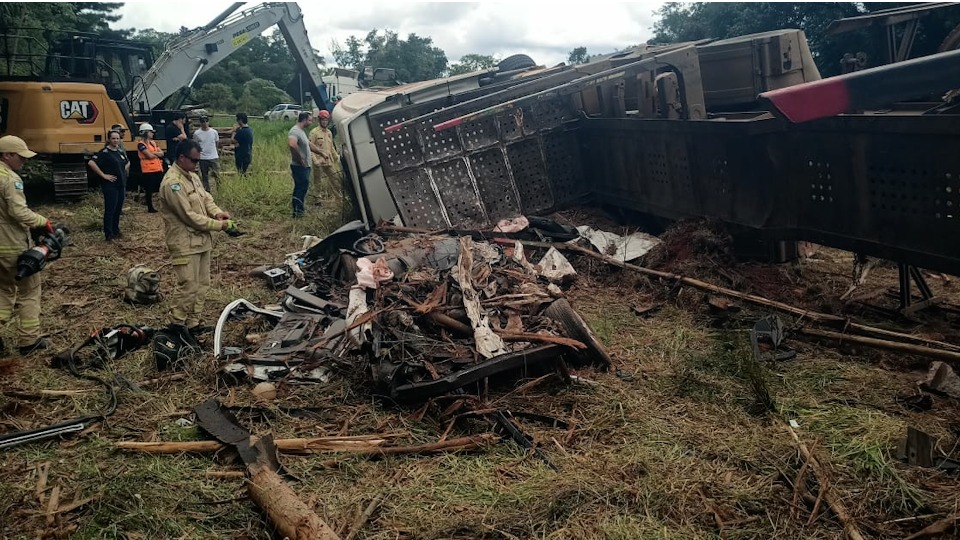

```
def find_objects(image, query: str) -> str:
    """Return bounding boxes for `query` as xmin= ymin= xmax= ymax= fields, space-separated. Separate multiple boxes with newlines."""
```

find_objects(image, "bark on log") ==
xmin=117 ymin=434 xmax=497 ymax=456
xmin=800 ymin=328 xmax=960 ymax=366
xmin=527 ymin=240 xmax=960 ymax=355
xmin=246 ymin=461 xmax=341 ymax=540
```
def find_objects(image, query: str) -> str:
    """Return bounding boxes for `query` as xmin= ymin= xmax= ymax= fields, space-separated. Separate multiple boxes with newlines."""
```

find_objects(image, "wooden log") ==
xmin=205 ymin=470 xmax=245 ymax=479
xmin=116 ymin=434 xmax=497 ymax=456
xmin=359 ymin=434 xmax=496 ymax=456
xmin=904 ymin=513 xmax=958 ymax=540
xmin=786 ymin=425 xmax=866 ymax=540
xmin=799 ymin=327 xmax=960 ymax=366
xmin=527 ymin=240 xmax=960 ymax=355
xmin=425 ymin=311 xmax=586 ymax=349
xmin=246 ymin=461 xmax=341 ymax=540
xmin=116 ymin=440 xmax=223 ymax=453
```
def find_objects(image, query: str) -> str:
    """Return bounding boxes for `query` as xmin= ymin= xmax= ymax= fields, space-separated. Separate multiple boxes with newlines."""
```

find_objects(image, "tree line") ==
xmin=3 ymin=2 xmax=959 ymax=113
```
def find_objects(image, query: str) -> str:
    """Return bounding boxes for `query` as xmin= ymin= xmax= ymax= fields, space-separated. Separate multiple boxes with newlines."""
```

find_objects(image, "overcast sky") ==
xmin=115 ymin=1 xmax=665 ymax=69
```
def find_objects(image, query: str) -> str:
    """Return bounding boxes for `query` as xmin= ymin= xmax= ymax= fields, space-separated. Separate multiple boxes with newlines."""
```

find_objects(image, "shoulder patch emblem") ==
xmin=14 ymin=181 xmax=23 ymax=190
xmin=171 ymin=183 xmax=181 ymax=192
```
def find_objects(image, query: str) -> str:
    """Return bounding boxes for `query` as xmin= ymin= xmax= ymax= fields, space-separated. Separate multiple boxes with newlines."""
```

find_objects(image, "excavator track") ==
xmin=51 ymin=162 xmax=89 ymax=201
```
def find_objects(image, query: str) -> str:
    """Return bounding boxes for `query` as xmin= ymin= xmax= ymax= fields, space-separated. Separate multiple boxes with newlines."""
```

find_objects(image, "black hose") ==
xmin=64 ymin=342 xmax=118 ymax=418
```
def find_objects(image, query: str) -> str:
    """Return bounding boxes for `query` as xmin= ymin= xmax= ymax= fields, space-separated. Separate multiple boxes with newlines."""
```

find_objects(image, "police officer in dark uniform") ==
xmin=87 ymin=130 xmax=129 ymax=241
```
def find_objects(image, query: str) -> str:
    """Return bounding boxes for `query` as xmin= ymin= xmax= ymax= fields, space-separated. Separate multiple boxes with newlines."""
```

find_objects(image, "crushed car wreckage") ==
xmin=217 ymin=219 xmax=612 ymax=403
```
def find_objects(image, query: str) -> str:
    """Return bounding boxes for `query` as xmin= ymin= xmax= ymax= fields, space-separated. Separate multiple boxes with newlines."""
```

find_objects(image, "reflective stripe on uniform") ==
xmin=172 ymin=257 xmax=189 ymax=266
xmin=20 ymin=318 xmax=39 ymax=328
xmin=0 ymin=247 xmax=22 ymax=255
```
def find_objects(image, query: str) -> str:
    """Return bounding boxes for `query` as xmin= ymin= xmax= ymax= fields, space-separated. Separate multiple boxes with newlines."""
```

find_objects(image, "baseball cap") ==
xmin=0 ymin=135 xmax=37 ymax=158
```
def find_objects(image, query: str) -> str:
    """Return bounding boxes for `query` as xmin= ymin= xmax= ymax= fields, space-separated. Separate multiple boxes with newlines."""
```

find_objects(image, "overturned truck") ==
xmin=332 ymin=29 xmax=960 ymax=280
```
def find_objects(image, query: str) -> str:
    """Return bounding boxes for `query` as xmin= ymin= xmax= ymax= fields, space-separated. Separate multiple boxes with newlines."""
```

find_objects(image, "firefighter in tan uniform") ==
xmin=157 ymin=140 xmax=232 ymax=336
xmin=308 ymin=110 xmax=343 ymax=200
xmin=0 ymin=136 xmax=53 ymax=356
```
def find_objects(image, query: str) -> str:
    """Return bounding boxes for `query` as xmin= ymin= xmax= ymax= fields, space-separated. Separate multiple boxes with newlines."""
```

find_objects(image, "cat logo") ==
xmin=59 ymin=100 xmax=99 ymax=124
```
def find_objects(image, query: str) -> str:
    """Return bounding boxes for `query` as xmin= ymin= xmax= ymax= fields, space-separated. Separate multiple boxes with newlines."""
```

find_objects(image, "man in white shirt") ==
xmin=192 ymin=115 xmax=220 ymax=192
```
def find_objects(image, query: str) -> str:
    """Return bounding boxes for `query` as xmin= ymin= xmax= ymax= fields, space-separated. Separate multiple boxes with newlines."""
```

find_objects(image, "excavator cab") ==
xmin=2 ymin=29 xmax=153 ymax=91
xmin=0 ymin=28 xmax=155 ymax=198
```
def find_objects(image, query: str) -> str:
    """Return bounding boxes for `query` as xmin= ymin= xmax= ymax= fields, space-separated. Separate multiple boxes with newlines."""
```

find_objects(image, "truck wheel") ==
xmin=498 ymin=54 xmax=536 ymax=72
xmin=939 ymin=22 xmax=960 ymax=52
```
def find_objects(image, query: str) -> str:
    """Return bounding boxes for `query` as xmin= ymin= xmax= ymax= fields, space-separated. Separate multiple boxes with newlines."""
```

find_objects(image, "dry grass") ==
xmin=2 ymin=155 xmax=960 ymax=538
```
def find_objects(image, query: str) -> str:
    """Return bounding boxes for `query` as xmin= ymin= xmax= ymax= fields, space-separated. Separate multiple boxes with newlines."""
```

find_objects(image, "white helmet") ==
xmin=138 ymin=123 xmax=155 ymax=133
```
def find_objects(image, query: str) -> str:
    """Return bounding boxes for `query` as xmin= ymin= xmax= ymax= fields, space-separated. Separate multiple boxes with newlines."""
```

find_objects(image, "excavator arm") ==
xmin=129 ymin=2 xmax=328 ymax=112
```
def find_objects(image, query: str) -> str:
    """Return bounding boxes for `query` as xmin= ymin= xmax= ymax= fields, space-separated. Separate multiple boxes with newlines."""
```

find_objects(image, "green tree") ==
xmin=0 ymin=3 xmax=128 ymax=76
xmin=235 ymin=78 xmax=292 ymax=114
xmin=128 ymin=28 xmax=177 ymax=59
xmin=331 ymin=36 xmax=366 ymax=69
xmin=192 ymin=83 xmax=236 ymax=112
xmin=448 ymin=53 xmax=497 ymax=75
xmin=332 ymin=29 xmax=448 ymax=82
xmin=75 ymin=2 xmax=126 ymax=38
xmin=193 ymin=30 xmax=323 ymax=106
xmin=567 ymin=46 xmax=589 ymax=64
xmin=0 ymin=2 xmax=125 ymax=35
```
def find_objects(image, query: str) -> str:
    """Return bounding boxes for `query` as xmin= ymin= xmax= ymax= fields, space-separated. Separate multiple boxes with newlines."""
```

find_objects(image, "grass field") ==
xmin=1 ymin=117 xmax=959 ymax=539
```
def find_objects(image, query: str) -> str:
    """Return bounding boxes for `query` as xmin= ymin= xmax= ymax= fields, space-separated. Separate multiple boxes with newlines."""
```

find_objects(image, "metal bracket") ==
xmin=898 ymin=263 xmax=938 ymax=315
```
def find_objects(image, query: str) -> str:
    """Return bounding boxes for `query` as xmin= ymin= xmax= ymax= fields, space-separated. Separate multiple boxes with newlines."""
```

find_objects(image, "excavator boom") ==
xmin=131 ymin=2 xmax=328 ymax=112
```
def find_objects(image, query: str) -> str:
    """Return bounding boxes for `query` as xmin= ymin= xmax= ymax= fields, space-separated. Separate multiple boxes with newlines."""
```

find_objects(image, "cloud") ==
xmin=115 ymin=1 xmax=663 ymax=68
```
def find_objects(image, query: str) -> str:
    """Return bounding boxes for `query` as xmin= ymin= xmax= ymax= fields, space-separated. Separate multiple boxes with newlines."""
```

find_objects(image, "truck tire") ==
xmin=939 ymin=22 xmax=960 ymax=52
xmin=498 ymin=54 xmax=536 ymax=72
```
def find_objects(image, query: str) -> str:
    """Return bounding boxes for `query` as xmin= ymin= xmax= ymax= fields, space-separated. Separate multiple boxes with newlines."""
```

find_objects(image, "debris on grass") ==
xmin=215 ymin=223 xmax=611 ymax=406
xmin=4 ymin=202 xmax=960 ymax=539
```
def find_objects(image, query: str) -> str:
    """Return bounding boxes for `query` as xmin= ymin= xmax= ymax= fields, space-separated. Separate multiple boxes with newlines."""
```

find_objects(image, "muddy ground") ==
xmin=1 ymin=198 xmax=959 ymax=540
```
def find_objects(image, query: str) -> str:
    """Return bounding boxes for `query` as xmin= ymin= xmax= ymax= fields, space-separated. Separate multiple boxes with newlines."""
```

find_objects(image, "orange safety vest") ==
xmin=138 ymin=140 xmax=163 ymax=173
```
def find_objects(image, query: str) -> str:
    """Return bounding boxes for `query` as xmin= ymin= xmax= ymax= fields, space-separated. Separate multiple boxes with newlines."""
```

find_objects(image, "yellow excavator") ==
xmin=0 ymin=2 xmax=330 ymax=199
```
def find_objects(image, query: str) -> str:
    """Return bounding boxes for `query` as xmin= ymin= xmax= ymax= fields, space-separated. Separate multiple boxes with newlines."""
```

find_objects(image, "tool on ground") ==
xmin=0 ymin=415 xmax=99 ymax=450
xmin=16 ymin=223 xmax=69 ymax=280
xmin=1 ymin=324 xmax=155 ymax=450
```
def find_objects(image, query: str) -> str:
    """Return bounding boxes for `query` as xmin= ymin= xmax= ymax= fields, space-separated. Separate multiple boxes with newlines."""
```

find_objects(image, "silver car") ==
xmin=263 ymin=103 xmax=302 ymax=121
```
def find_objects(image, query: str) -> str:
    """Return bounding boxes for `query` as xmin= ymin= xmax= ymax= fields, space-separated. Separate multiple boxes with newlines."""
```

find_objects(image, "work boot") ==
xmin=187 ymin=323 xmax=213 ymax=338
xmin=19 ymin=338 xmax=51 ymax=356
